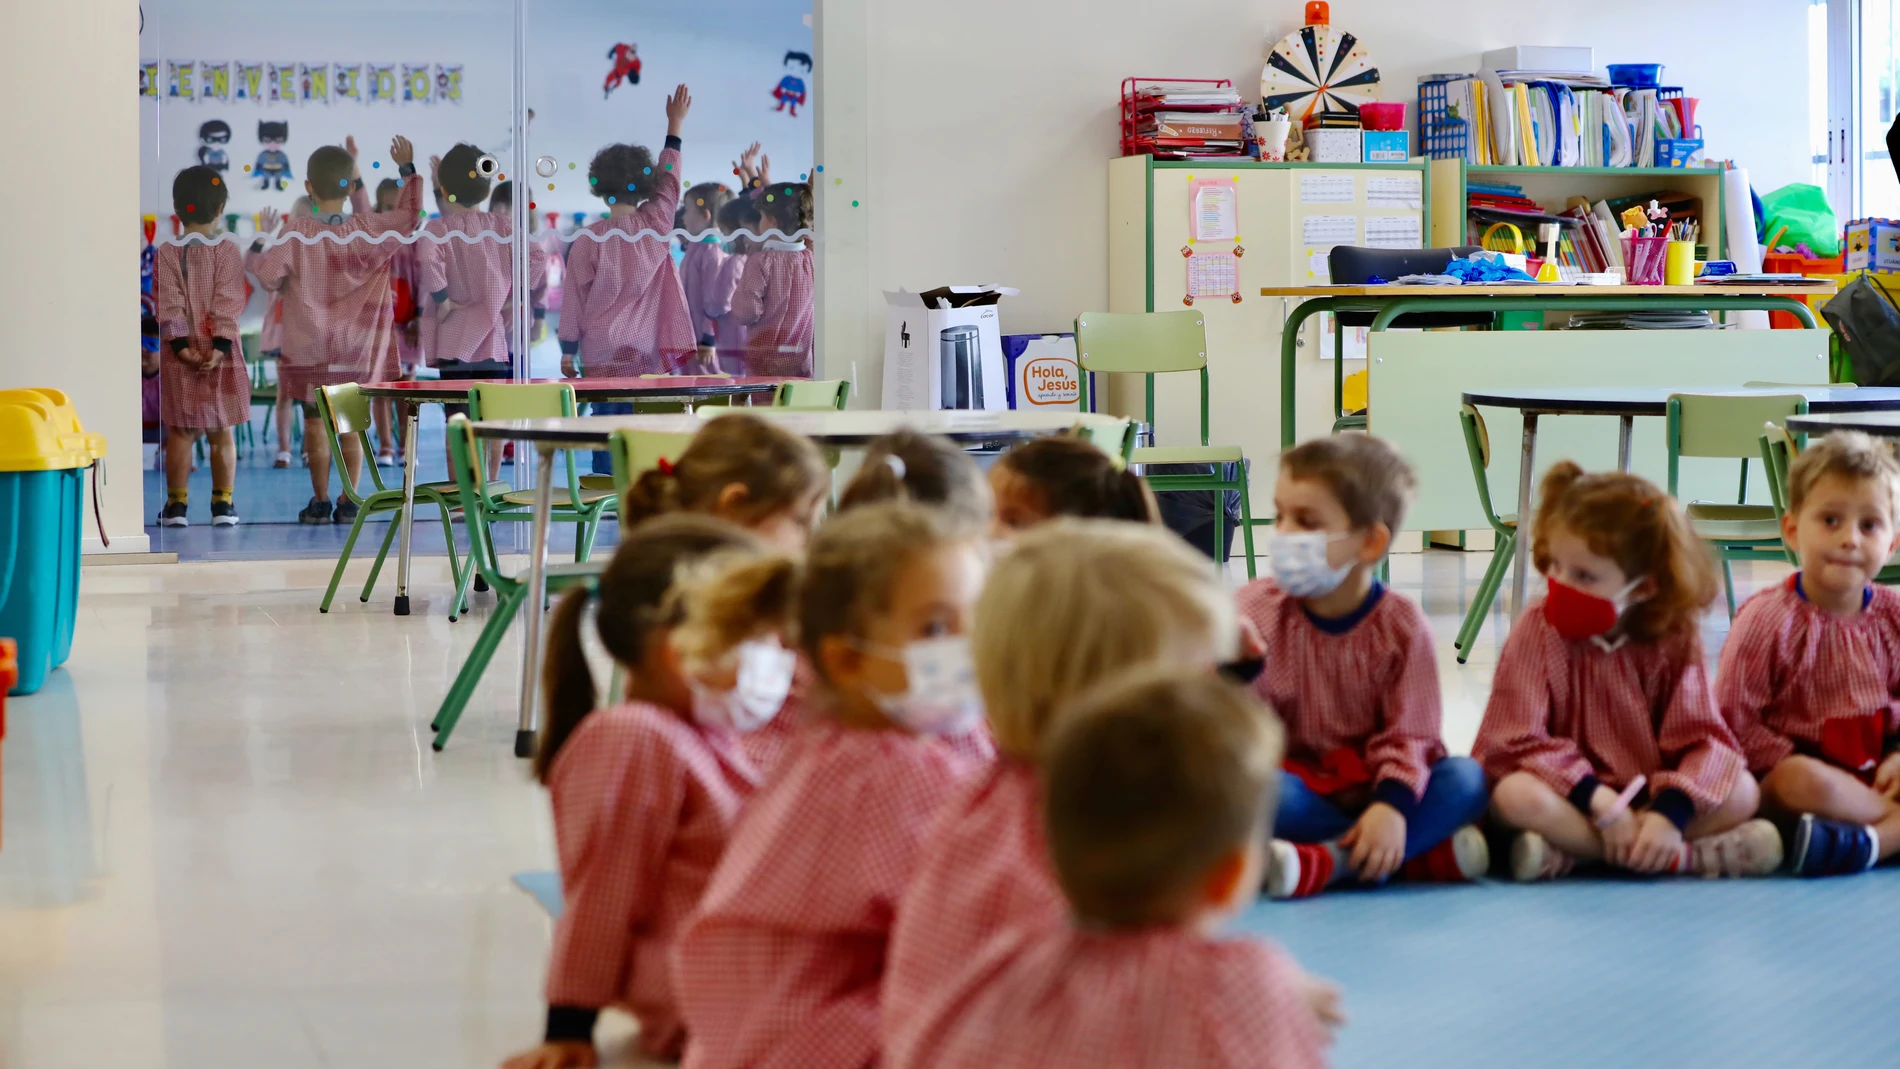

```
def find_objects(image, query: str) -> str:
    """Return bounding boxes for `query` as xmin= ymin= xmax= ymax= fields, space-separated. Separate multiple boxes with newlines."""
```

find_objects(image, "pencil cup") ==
xmin=1664 ymin=241 xmax=1697 ymax=286
xmin=1624 ymin=236 xmax=1668 ymax=285
xmin=1258 ymin=119 xmax=1292 ymax=162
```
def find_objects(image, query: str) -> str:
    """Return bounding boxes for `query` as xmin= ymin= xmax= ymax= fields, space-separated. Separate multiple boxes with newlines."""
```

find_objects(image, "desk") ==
xmin=471 ymin=408 xmax=1126 ymax=753
xmin=1465 ymin=386 xmax=1900 ymax=617
xmin=357 ymin=376 xmax=788 ymax=616
xmin=1259 ymin=284 xmax=1836 ymax=447
xmin=1785 ymin=411 xmax=1900 ymax=437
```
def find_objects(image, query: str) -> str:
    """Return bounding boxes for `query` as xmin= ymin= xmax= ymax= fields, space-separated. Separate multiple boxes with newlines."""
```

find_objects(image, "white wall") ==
xmin=2 ymin=0 xmax=144 ymax=552
xmin=817 ymin=0 xmax=1812 ymax=402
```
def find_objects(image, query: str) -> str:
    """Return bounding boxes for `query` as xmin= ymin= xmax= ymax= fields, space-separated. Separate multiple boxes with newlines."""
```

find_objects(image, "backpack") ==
xmin=1820 ymin=274 xmax=1900 ymax=387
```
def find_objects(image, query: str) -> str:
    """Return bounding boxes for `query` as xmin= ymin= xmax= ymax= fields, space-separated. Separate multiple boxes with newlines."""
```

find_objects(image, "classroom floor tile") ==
xmin=3 ymin=548 xmax=1885 ymax=1067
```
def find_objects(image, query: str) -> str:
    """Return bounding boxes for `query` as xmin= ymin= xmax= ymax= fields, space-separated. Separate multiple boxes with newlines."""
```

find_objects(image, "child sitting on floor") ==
xmin=502 ymin=515 xmax=775 ymax=1069
xmin=908 ymin=668 xmax=1336 ymax=1068
xmin=882 ymin=520 xmax=1244 ymax=1067
xmin=673 ymin=503 xmax=993 ymax=1069
xmin=987 ymin=433 xmax=1159 ymax=535
xmin=1718 ymin=431 xmax=1900 ymax=877
xmin=618 ymin=412 xmax=829 ymax=552
xmin=1477 ymin=462 xmax=1778 ymax=881
xmin=836 ymin=428 xmax=993 ymax=529
xmin=1242 ymin=434 xmax=1490 ymax=899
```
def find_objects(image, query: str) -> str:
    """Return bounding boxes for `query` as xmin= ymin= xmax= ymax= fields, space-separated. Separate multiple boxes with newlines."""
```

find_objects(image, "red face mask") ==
xmin=1543 ymin=576 xmax=1641 ymax=641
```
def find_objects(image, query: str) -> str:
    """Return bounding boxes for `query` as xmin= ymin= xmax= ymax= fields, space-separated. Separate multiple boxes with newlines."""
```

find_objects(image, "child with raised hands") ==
xmin=907 ymin=668 xmax=1335 ymax=1068
xmin=987 ymin=433 xmax=1159 ymax=536
xmin=673 ymin=502 xmax=993 ymax=1069
xmin=1718 ymin=432 xmax=1900 ymax=877
xmin=501 ymin=515 xmax=777 ymax=1069
xmin=1477 ymin=462 xmax=1775 ymax=881
xmin=732 ymin=176 xmax=814 ymax=378
xmin=1244 ymin=434 xmax=1489 ymax=899
xmin=883 ymin=520 xmax=1245 ymax=1067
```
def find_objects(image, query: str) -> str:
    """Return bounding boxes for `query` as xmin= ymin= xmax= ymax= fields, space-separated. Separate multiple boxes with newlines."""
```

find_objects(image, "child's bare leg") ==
xmin=305 ymin=415 xmax=333 ymax=499
xmin=337 ymin=429 xmax=365 ymax=493
xmin=208 ymin=428 xmax=237 ymax=490
xmin=276 ymin=395 xmax=293 ymax=455
xmin=1763 ymin=755 xmax=1900 ymax=861
xmin=374 ymin=398 xmax=397 ymax=455
xmin=164 ymin=427 xmax=195 ymax=497
xmin=1489 ymin=771 xmax=1604 ymax=860
xmin=1685 ymin=773 xmax=1758 ymax=840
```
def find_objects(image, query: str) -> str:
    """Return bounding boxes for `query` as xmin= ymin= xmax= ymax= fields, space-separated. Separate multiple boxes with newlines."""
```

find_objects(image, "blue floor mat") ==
xmin=513 ymin=870 xmax=564 ymax=919
xmin=1235 ymin=870 xmax=1900 ymax=1067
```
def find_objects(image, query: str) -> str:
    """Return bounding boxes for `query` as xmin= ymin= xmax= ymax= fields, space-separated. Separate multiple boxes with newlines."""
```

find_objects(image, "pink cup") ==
xmin=1624 ymin=236 xmax=1669 ymax=285
xmin=1359 ymin=102 xmax=1406 ymax=131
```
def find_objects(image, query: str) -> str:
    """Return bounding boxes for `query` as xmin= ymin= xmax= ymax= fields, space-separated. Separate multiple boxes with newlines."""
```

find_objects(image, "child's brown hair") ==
xmin=172 ymin=165 xmax=228 ymax=225
xmin=438 ymin=142 xmax=491 ymax=206
xmin=717 ymin=194 xmax=763 ymax=243
xmin=1531 ymin=461 xmax=1717 ymax=642
xmin=306 ymin=145 xmax=355 ymax=198
xmin=1787 ymin=430 xmax=1900 ymax=523
xmin=994 ymin=435 xmax=1158 ymax=525
xmin=620 ymin=412 xmax=828 ymax=528
xmin=676 ymin=502 xmax=969 ymax=692
xmin=761 ymin=182 xmax=813 ymax=235
xmin=837 ymin=429 xmax=990 ymax=530
xmin=589 ymin=143 xmax=660 ymax=206
xmin=535 ymin=515 xmax=763 ymax=782
xmin=1042 ymin=668 xmax=1283 ymax=929
xmin=975 ymin=520 xmax=1235 ymax=760
xmin=1279 ymin=433 xmax=1417 ymax=533
xmin=685 ymin=182 xmax=733 ymax=233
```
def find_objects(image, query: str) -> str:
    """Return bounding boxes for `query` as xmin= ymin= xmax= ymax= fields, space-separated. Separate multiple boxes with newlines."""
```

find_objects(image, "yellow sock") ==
xmin=212 ymin=487 xmax=234 ymax=504
xmin=168 ymin=488 xmax=189 ymax=504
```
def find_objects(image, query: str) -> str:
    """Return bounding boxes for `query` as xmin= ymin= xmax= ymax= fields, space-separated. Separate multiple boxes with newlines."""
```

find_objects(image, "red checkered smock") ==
xmin=558 ymin=147 xmax=695 ymax=377
xmin=154 ymin=238 xmax=252 ymax=430
xmin=731 ymin=244 xmax=814 ymax=378
xmin=415 ymin=210 xmax=548 ymax=365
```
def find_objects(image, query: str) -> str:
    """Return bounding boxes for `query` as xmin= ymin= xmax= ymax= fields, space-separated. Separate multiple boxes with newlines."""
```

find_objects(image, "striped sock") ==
xmin=212 ymin=487 xmax=234 ymax=504
xmin=168 ymin=488 xmax=189 ymax=504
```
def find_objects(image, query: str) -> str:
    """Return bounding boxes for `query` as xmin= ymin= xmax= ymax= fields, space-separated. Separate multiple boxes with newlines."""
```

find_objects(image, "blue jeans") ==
xmin=588 ymin=401 xmax=634 ymax=474
xmin=1274 ymin=756 xmax=1490 ymax=862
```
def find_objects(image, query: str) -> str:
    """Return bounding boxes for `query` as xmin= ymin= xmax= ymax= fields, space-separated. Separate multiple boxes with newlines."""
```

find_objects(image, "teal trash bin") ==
xmin=0 ymin=388 xmax=105 ymax=696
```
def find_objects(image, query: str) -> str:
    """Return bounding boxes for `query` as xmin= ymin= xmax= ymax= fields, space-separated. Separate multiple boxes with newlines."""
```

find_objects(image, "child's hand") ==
xmin=346 ymin=135 xmax=359 ymax=160
xmin=1628 ymin=810 xmax=1684 ymax=874
xmin=759 ymin=154 xmax=774 ymax=189
xmin=1876 ymin=752 xmax=1900 ymax=799
xmin=1237 ymin=616 xmax=1266 ymax=661
xmin=390 ymin=135 xmax=415 ymax=168
xmin=1598 ymin=807 xmax=1639 ymax=868
xmin=257 ymin=206 xmax=282 ymax=234
xmin=200 ymin=350 xmax=224 ymax=373
xmin=1339 ymin=802 xmax=1406 ymax=882
xmin=500 ymin=1040 xmax=597 ymax=1069
xmin=735 ymin=141 xmax=762 ymax=187
xmin=560 ymin=353 xmax=578 ymax=378
xmin=1298 ymin=972 xmax=1347 ymax=1038
xmin=665 ymin=84 xmax=692 ymax=136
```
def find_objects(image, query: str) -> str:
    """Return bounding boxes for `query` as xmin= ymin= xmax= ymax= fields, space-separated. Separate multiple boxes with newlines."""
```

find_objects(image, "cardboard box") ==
xmin=1480 ymin=46 xmax=1595 ymax=74
xmin=1305 ymin=128 xmax=1361 ymax=163
xmin=1846 ymin=219 xmax=1900 ymax=273
xmin=1363 ymin=131 xmax=1409 ymax=162
xmin=882 ymin=286 xmax=1018 ymax=411
xmin=1001 ymin=334 xmax=1081 ymax=411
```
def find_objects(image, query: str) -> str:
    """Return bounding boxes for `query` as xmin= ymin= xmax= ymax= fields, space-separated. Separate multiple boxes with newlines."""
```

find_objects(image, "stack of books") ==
xmin=1120 ymin=80 xmax=1250 ymax=159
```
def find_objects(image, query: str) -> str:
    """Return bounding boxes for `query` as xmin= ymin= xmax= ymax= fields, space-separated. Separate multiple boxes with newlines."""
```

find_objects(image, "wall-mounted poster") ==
xmin=267 ymin=62 xmax=295 ymax=104
xmin=402 ymin=63 xmax=431 ymax=103
xmin=299 ymin=63 xmax=329 ymax=104
xmin=333 ymin=63 xmax=362 ymax=103
xmin=435 ymin=64 xmax=463 ymax=105
xmin=235 ymin=62 xmax=264 ymax=102
xmin=167 ymin=60 xmax=195 ymax=100
xmin=200 ymin=61 xmax=230 ymax=102
xmin=367 ymin=64 xmax=397 ymax=104
xmin=140 ymin=61 xmax=159 ymax=97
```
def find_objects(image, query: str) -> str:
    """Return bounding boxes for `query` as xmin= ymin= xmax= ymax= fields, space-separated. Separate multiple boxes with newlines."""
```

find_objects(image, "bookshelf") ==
xmin=1427 ymin=158 xmax=1726 ymax=261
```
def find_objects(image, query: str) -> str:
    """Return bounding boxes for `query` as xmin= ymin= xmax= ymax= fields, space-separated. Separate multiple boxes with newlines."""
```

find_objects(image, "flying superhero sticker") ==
xmin=604 ymin=43 xmax=641 ymax=99
xmin=773 ymin=51 xmax=811 ymax=117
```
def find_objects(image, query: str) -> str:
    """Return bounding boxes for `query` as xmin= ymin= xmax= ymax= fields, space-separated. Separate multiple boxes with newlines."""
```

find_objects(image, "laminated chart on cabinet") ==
xmin=1295 ymin=170 xmax=1424 ymax=282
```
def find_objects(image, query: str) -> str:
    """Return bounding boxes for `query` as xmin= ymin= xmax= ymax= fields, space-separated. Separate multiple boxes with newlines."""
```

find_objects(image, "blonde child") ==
xmin=732 ymin=180 xmax=814 ymax=378
xmin=501 ymin=516 xmax=781 ymax=1069
xmin=559 ymin=85 xmax=697 ymax=381
xmin=883 ymin=520 xmax=1239 ymax=1067
xmin=907 ymin=668 xmax=1334 ymax=1068
xmin=673 ymin=503 xmax=993 ymax=1069
xmin=1244 ymin=434 xmax=1489 ymax=899
xmin=153 ymin=165 xmax=250 ymax=528
xmin=618 ymin=412 xmax=829 ymax=553
xmin=1477 ymin=463 xmax=1777 ymax=881
xmin=988 ymin=434 xmax=1159 ymax=535
xmin=836 ymin=429 xmax=992 ymax=528
xmin=1718 ymin=432 xmax=1900 ymax=876
xmin=248 ymin=135 xmax=422 ymax=524
xmin=679 ymin=180 xmax=735 ymax=371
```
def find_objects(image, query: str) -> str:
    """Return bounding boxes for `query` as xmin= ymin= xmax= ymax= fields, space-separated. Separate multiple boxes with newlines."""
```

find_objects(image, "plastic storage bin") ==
xmin=0 ymin=388 xmax=105 ymax=696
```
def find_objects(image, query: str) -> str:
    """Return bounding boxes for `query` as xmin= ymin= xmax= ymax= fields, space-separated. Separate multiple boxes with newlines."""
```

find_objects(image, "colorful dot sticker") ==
xmin=766 ymin=194 xmax=775 ymax=202
xmin=547 ymin=183 xmax=555 ymax=191
xmin=852 ymin=200 xmax=860 ymax=207
xmin=815 ymin=165 xmax=824 ymax=172
xmin=799 ymin=173 xmax=808 ymax=181
xmin=695 ymin=197 xmax=704 ymax=206
xmin=569 ymin=162 xmax=577 ymax=170
xmin=834 ymin=178 xmax=843 ymax=185
xmin=371 ymin=161 xmax=380 ymax=168
xmin=529 ymin=201 xmax=537 ymax=210
xmin=447 ymin=194 xmax=457 ymax=203
xmin=665 ymin=163 xmax=672 ymax=171
xmin=209 ymin=177 xmax=220 ymax=186
xmin=589 ymin=176 xmax=598 ymax=185
xmin=607 ymin=196 xmax=617 ymax=204
xmin=243 ymin=164 xmax=252 ymax=173
xmin=338 ymin=179 xmax=348 ymax=187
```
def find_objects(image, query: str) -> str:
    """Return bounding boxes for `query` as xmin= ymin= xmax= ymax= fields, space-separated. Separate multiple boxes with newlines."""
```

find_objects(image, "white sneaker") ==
xmin=1688 ymin=819 xmax=1784 ymax=878
xmin=1509 ymin=831 xmax=1573 ymax=882
xmin=274 ymin=450 xmax=293 ymax=469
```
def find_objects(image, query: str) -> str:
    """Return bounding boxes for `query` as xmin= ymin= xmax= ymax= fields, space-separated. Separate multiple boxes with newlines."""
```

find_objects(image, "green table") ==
xmin=1261 ymin=283 xmax=1834 ymax=447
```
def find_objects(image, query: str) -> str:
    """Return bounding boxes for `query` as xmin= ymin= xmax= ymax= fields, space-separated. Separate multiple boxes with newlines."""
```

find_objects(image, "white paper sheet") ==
xmin=1366 ymin=174 xmax=1422 ymax=209
xmin=1299 ymin=173 xmax=1356 ymax=205
xmin=1308 ymin=250 xmax=1331 ymax=281
xmin=1302 ymin=214 xmax=1359 ymax=247
xmin=1192 ymin=184 xmax=1238 ymax=242
xmin=1365 ymin=215 xmax=1422 ymax=250
xmin=1186 ymin=251 xmax=1238 ymax=298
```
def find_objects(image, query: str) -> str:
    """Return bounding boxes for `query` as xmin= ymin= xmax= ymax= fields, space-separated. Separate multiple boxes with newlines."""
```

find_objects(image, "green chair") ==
xmin=777 ymin=379 xmax=851 ymax=410
xmin=573 ymin=376 xmax=734 ymax=491
xmin=312 ymin=383 xmax=484 ymax=615
xmin=453 ymin=383 xmax=617 ymax=618
xmin=1071 ymin=417 xmax=1138 ymax=467
xmin=1760 ymin=422 xmax=1900 ymax=583
xmin=608 ymin=425 xmax=698 ymax=504
xmin=430 ymin=415 xmax=607 ymax=752
xmin=1074 ymin=311 xmax=1256 ymax=576
xmin=1668 ymin=393 xmax=1807 ymax=618
xmin=1452 ymin=405 xmax=1518 ymax=663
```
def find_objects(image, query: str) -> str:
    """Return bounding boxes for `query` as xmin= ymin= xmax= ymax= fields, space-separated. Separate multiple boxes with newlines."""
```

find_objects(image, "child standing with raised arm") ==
xmin=1243 ymin=434 xmax=1490 ymax=899
xmin=732 ymin=176 xmax=814 ymax=378
xmin=1718 ymin=432 xmax=1900 ymax=876
xmin=1477 ymin=463 xmax=1778 ymax=881
xmin=153 ymin=165 xmax=250 ymax=527
xmin=559 ymin=85 xmax=696 ymax=381
xmin=416 ymin=144 xmax=547 ymax=371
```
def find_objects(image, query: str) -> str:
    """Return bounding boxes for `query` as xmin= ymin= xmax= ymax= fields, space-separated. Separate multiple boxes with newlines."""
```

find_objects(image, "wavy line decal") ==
xmin=153 ymin=226 xmax=818 ymax=249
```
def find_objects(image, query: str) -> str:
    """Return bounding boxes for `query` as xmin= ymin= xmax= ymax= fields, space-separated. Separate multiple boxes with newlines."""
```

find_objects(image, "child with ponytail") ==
xmin=619 ymin=412 xmax=830 ymax=551
xmin=1476 ymin=462 xmax=1778 ymax=881
xmin=988 ymin=434 xmax=1159 ymax=535
xmin=836 ymin=428 xmax=993 ymax=529
xmin=673 ymin=502 xmax=993 ymax=1069
xmin=502 ymin=516 xmax=791 ymax=1069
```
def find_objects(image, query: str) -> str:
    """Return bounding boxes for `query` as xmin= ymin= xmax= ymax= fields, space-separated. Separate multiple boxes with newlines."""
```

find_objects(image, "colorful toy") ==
xmin=1260 ymin=2 xmax=1381 ymax=124
xmin=604 ymin=43 xmax=642 ymax=99
xmin=254 ymin=121 xmax=291 ymax=191
xmin=774 ymin=51 xmax=811 ymax=117
xmin=198 ymin=120 xmax=231 ymax=174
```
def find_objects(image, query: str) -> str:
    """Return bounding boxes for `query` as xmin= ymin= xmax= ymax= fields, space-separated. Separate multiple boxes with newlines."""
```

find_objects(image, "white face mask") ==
xmin=690 ymin=638 xmax=797 ymax=735
xmin=1268 ymin=531 xmax=1357 ymax=598
xmin=858 ymin=634 xmax=984 ymax=737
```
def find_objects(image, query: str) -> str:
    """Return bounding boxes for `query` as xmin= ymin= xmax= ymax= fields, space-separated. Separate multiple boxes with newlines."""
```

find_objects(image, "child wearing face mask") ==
xmin=885 ymin=520 xmax=1320 ymax=1068
xmin=673 ymin=503 xmax=993 ymax=1069
xmin=1476 ymin=462 xmax=1776 ymax=882
xmin=1718 ymin=432 xmax=1900 ymax=877
xmin=907 ymin=668 xmax=1335 ymax=1068
xmin=1242 ymin=434 xmax=1489 ymax=899
xmin=502 ymin=515 xmax=775 ymax=1069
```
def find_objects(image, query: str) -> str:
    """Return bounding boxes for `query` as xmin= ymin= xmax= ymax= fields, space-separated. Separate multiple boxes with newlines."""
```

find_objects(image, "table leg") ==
xmin=515 ymin=447 xmax=557 ymax=759
xmin=1512 ymin=413 xmax=1538 ymax=618
xmin=394 ymin=401 xmax=420 ymax=616
xmin=1617 ymin=415 xmax=1633 ymax=473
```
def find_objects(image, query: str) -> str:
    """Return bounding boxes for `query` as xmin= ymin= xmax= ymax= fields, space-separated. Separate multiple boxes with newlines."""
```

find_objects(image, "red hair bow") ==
xmin=655 ymin=457 xmax=676 ymax=476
